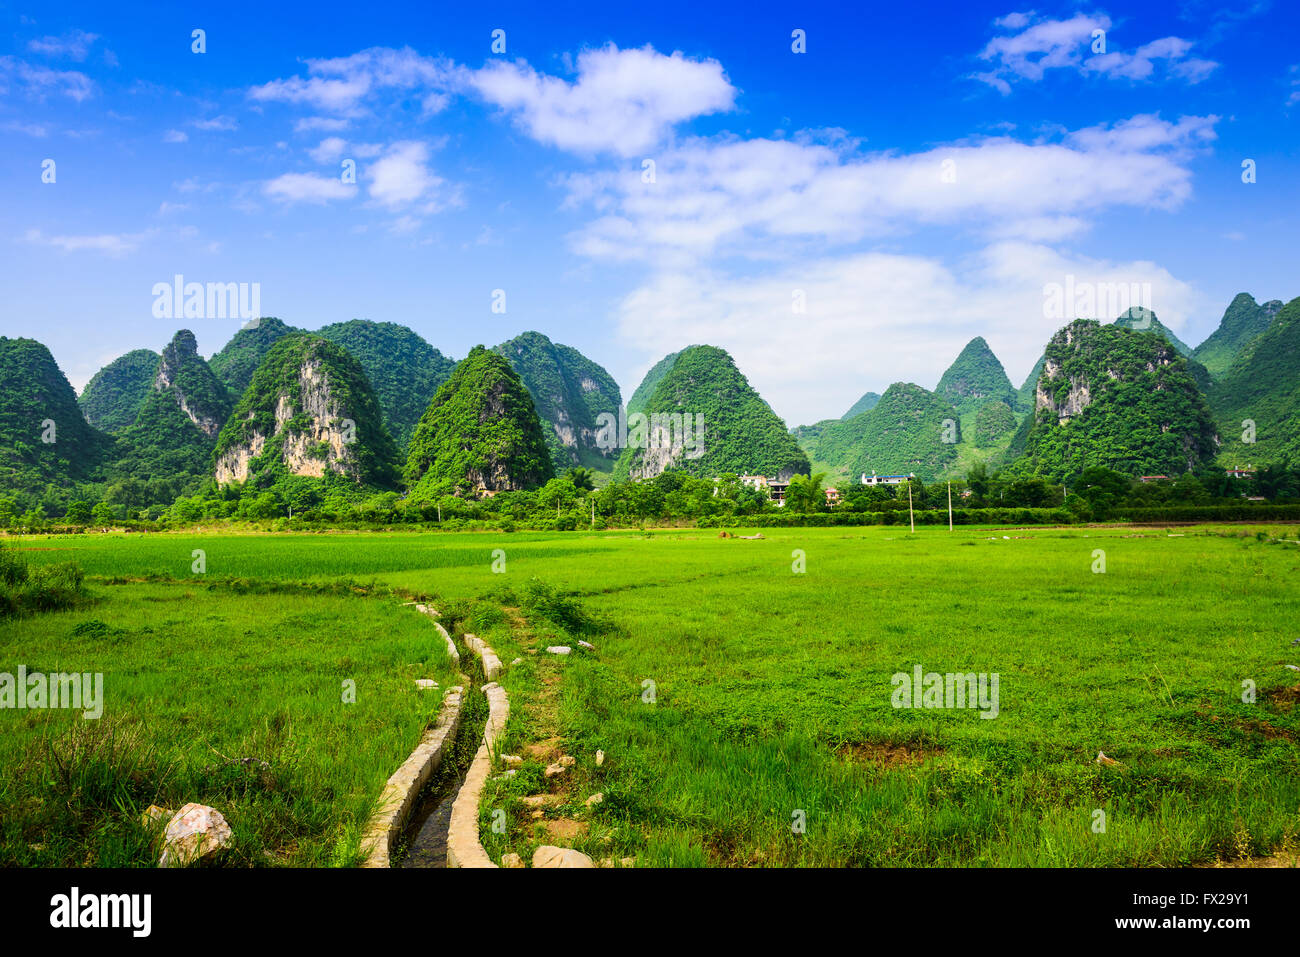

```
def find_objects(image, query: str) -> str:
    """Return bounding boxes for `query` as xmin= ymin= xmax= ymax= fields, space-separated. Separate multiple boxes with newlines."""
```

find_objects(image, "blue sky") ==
xmin=1 ymin=0 xmax=1296 ymax=425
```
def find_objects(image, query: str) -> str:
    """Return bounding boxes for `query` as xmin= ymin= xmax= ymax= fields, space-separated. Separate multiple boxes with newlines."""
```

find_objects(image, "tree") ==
xmin=90 ymin=503 xmax=116 ymax=526
xmin=564 ymin=467 xmax=595 ymax=491
xmin=65 ymin=501 xmax=93 ymax=525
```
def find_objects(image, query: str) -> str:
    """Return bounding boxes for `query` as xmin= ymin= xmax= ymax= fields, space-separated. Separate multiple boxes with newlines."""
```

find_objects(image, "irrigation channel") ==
xmin=395 ymin=629 xmax=490 ymax=868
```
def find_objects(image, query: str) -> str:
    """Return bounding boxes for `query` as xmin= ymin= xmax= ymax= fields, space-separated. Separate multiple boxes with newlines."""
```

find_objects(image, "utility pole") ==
xmin=908 ymin=480 xmax=915 ymax=534
xmin=947 ymin=481 xmax=953 ymax=531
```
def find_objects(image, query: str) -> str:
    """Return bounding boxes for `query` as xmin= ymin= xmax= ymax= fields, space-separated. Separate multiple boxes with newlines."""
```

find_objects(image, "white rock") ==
xmin=595 ymin=749 xmax=605 ymax=767
xmin=415 ymin=679 xmax=439 ymax=690
xmin=501 ymin=852 xmax=524 ymax=868
xmin=533 ymin=845 xmax=595 ymax=868
xmin=159 ymin=803 xmax=233 ymax=868
xmin=510 ymin=657 xmax=523 ymax=666
xmin=585 ymin=792 xmax=603 ymax=807
xmin=559 ymin=755 xmax=575 ymax=767
xmin=577 ymin=640 xmax=595 ymax=650
xmin=503 ymin=754 xmax=523 ymax=769
xmin=546 ymin=646 xmax=571 ymax=655
xmin=544 ymin=763 xmax=566 ymax=778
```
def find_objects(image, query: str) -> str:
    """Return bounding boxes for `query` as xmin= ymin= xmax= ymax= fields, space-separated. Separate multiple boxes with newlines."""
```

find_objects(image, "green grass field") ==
xmin=3 ymin=524 xmax=1298 ymax=866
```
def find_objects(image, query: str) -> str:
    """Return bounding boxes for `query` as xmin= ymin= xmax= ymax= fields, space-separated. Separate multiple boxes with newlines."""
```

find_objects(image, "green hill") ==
xmin=1112 ymin=307 xmax=1211 ymax=391
xmin=613 ymin=346 xmax=809 ymax=481
xmin=111 ymin=331 xmax=233 ymax=499
xmin=1015 ymin=319 xmax=1218 ymax=480
xmin=404 ymin=346 xmax=554 ymax=498
xmin=847 ymin=382 xmax=962 ymax=481
xmin=1208 ymin=296 xmax=1300 ymax=468
xmin=935 ymin=337 xmax=1017 ymax=414
xmin=1112 ymin=307 xmax=1193 ymax=355
xmin=492 ymin=331 xmax=621 ymax=471
xmin=1192 ymin=293 xmax=1278 ymax=380
xmin=626 ymin=350 xmax=681 ymax=417
xmin=317 ymin=320 xmax=456 ymax=450
xmin=1016 ymin=355 xmax=1046 ymax=411
xmin=0 ymin=337 xmax=112 ymax=498
xmin=842 ymin=392 xmax=880 ymax=420
xmin=208 ymin=318 xmax=301 ymax=399
xmin=78 ymin=349 xmax=159 ymax=434
xmin=214 ymin=334 xmax=399 ymax=490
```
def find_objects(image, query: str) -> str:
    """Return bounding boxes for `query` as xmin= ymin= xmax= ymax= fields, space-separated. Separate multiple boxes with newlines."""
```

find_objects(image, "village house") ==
xmin=859 ymin=471 xmax=914 ymax=486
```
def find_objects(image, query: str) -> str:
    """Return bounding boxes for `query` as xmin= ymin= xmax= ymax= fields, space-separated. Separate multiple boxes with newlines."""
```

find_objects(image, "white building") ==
xmin=860 ymin=471 xmax=914 ymax=486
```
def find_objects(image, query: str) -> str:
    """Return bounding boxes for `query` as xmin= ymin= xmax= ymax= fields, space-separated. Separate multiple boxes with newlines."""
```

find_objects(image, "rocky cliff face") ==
xmin=154 ymin=330 xmax=231 ymax=437
xmin=1018 ymin=319 xmax=1218 ymax=479
xmin=491 ymin=332 xmax=622 ymax=471
xmin=213 ymin=334 xmax=399 ymax=488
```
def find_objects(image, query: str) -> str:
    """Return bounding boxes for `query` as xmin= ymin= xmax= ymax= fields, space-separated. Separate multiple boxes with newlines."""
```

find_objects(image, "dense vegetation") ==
xmin=625 ymin=350 xmax=681 ymax=416
xmin=614 ymin=345 xmax=809 ymax=481
xmin=207 ymin=317 xmax=301 ymax=398
xmin=1015 ymin=354 xmax=1045 ymax=411
xmin=213 ymin=333 xmax=400 ymax=493
xmin=0 ymin=337 xmax=112 ymax=502
xmin=317 ymin=320 xmax=457 ymax=451
xmin=493 ymin=331 xmax=621 ymax=471
xmin=108 ymin=332 xmax=234 ymax=502
xmin=1015 ymin=320 xmax=1219 ymax=481
xmin=1192 ymin=293 xmax=1280 ymax=380
xmin=1112 ymin=308 xmax=1212 ymax=391
xmin=0 ymin=539 xmax=86 ymax=617
xmin=804 ymin=382 xmax=961 ymax=482
xmin=935 ymin=337 xmax=1017 ymax=414
xmin=77 ymin=349 xmax=159 ymax=434
xmin=842 ymin=391 xmax=880 ymax=419
xmin=974 ymin=400 xmax=1016 ymax=447
xmin=1208 ymin=296 xmax=1300 ymax=469
xmin=404 ymin=346 xmax=555 ymax=499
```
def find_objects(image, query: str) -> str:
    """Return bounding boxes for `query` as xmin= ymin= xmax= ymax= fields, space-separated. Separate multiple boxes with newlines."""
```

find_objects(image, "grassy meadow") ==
xmin=3 ymin=523 xmax=1299 ymax=866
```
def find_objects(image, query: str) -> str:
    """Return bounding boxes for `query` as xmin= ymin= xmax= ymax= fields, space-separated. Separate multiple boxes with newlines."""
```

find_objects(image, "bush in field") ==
xmin=519 ymin=577 xmax=605 ymax=638
xmin=0 ymin=541 xmax=87 ymax=617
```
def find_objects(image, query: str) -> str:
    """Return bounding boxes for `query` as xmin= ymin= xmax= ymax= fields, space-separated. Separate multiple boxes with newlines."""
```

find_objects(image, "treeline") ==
xmin=3 ymin=462 xmax=1300 ymax=533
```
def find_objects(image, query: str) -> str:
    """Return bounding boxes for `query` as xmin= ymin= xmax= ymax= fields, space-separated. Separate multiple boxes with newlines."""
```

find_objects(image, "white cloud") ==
xmin=309 ymin=136 xmax=348 ymax=162
xmin=263 ymin=172 xmax=357 ymax=204
xmin=2 ymin=120 xmax=47 ymax=136
xmin=308 ymin=136 xmax=381 ymax=163
xmin=615 ymin=245 xmax=1205 ymax=426
xmin=22 ymin=228 xmax=151 ymax=257
xmin=467 ymin=43 xmax=736 ymax=156
xmin=27 ymin=30 xmax=99 ymax=61
xmin=975 ymin=12 xmax=1217 ymax=92
xmin=249 ymin=46 xmax=455 ymax=115
xmin=367 ymin=140 xmax=444 ymax=209
xmin=0 ymin=57 xmax=94 ymax=101
xmin=563 ymin=113 xmax=1216 ymax=265
xmin=193 ymin=115 xmax=238 ymax=131
xmin=294 ymin=116 xmax=350 ymax=133
xmin=163 ymin=129 xmax=188 ymax=143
